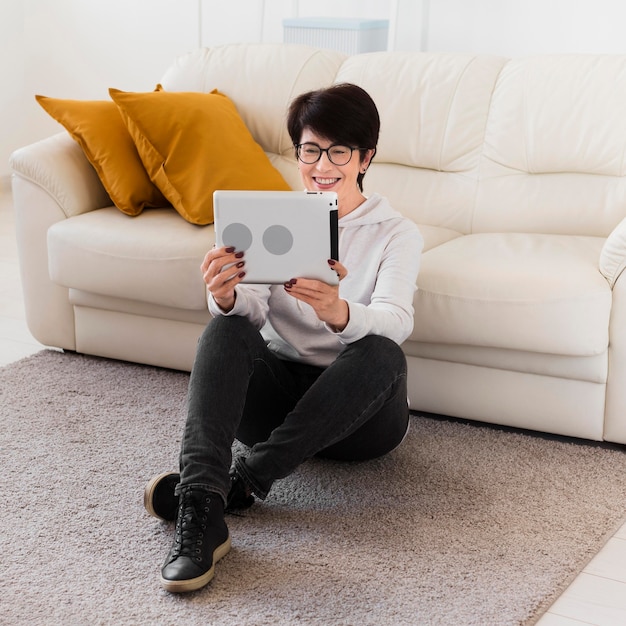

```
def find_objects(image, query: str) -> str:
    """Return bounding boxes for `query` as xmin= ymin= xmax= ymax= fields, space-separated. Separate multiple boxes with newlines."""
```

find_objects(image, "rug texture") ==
xmin=2 ymin=350 xmax=626 ymax=626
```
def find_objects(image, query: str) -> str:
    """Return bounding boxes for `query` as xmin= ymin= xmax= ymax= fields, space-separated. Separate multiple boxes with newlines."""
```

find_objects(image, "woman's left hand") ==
xmin=284 ymin=259 xmax=350 ymax=331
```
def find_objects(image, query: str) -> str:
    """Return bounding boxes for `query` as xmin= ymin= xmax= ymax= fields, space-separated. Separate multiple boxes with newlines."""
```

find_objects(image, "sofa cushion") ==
xmin=47 ymin=207 xmax=213 ymax=310
xmin=35 ymin=95 xmax=169 ymax=216
xmin=411 ymin=233 xmax=611 ymax=356
xmin=109 ymin=88 xmax=291 ymax=226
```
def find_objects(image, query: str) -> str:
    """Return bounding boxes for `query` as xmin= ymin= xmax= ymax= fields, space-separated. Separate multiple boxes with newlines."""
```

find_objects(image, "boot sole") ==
xmin=144 ymin=471 xmax=178 ymax=521
xmin=160 ymin=535 xmax=232 ymax=593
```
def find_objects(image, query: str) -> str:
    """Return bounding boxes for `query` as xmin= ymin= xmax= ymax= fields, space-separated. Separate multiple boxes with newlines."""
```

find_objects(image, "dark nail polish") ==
xmin=236 ymin=261 xmax=245 ymax=268
xmin=225 ymin=246 xmax=235 ymax=253
xmin=238 ymin=271 xmax=246 ymax=279
xmin=328 ymin=259 xmax=336 ymax=266
xmin=235 ymin=251 xmax=244 ymax=259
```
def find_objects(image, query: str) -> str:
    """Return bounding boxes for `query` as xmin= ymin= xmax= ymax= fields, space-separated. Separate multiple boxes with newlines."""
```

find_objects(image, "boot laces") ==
xmin=171 ymin=492 xmax=210 ymax=562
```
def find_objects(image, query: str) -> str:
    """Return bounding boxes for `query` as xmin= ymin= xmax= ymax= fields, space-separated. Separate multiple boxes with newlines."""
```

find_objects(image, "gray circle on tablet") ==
xmin=222 ymin=223 xmax=253 ymax=251
xmin=263 ymin=225 xmax=293 ymax=255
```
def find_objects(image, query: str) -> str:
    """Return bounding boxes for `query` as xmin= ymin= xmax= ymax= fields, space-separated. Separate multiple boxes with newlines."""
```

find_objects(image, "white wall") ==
xmin=426 ymin=0 xmax=626 ymax=56
xmin=1 ymin=1 xmax=26 ymax=188
xmin=4 ymin=0 xmax=626 ymax=182
xmin=1 ymin=0 xmax=199 ymax=185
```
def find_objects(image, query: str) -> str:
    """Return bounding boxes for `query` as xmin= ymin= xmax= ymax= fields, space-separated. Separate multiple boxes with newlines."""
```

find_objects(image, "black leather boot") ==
xmin=160 ymin=487 xmax=231 ymax=593
xmin=225 ymin=468 xmax=255 ymax=513
xmin=144 ymin=471 xmax=179 ymax=521
xmin=145 ymin=469 xmax=254 ymax=522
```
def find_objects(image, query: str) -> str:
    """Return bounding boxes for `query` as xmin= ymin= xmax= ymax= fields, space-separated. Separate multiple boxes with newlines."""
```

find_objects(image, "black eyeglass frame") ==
xmin=294 ymin=142 xmax=363 ymax=166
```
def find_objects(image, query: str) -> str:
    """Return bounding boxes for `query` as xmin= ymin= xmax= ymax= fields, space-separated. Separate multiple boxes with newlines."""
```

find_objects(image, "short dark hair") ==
xmin=287 ymin=83 xmax=380 ymax=191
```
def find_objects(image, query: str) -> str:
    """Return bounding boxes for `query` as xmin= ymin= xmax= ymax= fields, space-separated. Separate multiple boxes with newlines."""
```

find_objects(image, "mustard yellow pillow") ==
xmin=35 ymin=95 xmax=169 ymax=216
xmin=109 ymin=88 xmax=291 ymax=225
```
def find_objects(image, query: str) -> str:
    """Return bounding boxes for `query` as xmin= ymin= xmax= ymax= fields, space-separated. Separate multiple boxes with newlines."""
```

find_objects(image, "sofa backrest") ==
xmin=475 ymin=55 xmax=626 ymax=237
xmin=160 ymin=43 xmax=346 ymax=191
xmin=161 ymin=44 xmax=626 ymax=239
xmin=336 ymin=51 xmax=506 ymax=234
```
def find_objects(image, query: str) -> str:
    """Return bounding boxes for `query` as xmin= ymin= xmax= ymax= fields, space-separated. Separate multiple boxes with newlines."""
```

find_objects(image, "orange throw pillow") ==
xmin=35 ymin=95 xmax=169 ymax=216
xmin=109 ymin=88 xmax=291 ymax=225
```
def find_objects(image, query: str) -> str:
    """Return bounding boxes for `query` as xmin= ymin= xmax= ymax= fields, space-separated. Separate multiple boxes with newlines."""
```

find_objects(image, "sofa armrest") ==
xmin=9 ymin=132 xmax=111 ymax=217
xmin=600 ymin=217 xmax=626 ymax=288
xmin=9 ymin=133 xmax=111 ymax=351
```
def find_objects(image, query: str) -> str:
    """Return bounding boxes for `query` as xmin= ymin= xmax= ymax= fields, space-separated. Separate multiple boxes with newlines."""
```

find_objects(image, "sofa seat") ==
xmin=47 ymin=206 xmax=214 ymax=310
xmin=47 ymin=202 xmax=467 ymax=311
xmin=403 ymin=341 xmax=607 ymax=383
xmin=412 ymin=233 xmax=610 ymax=357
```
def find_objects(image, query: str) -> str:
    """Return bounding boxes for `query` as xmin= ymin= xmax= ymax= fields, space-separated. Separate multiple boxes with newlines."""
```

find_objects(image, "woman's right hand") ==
xmin=201 ymin=246 xmax=245 ymax=312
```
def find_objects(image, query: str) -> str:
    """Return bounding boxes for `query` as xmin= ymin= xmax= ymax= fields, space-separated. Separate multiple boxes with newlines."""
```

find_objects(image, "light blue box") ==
xmin=283 ymin=17 xmax=389 ymax=55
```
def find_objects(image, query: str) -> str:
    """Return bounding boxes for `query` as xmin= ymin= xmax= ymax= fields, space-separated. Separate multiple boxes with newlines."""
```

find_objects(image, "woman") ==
xmin=144 ymin=83 xmax=424 ymax=593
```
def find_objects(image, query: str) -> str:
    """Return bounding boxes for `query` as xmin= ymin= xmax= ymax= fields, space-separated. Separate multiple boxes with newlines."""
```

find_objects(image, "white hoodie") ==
xmin=208 ymin=193 xmax=423 ymax=367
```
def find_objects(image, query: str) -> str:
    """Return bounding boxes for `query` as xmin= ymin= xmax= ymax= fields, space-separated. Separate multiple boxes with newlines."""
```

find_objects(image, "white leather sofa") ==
xmin=10 ymin=44 xmax=626 ymax=444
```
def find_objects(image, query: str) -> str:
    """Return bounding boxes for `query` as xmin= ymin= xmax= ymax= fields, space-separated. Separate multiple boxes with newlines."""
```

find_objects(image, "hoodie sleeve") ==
xmin=326 ymin=222 xmax=423 ymax=345
xmin=207 ymin=283 xmax=271 ymax=329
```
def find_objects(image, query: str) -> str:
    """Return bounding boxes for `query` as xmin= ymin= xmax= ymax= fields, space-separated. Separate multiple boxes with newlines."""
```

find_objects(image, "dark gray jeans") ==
xmin=178 ymin=315 xmax=409 ymax=503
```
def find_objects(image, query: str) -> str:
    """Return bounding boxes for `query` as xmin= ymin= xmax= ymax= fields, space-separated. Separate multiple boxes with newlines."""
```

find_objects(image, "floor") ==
xmin=2 ymin=186 xmax=626 ymax=624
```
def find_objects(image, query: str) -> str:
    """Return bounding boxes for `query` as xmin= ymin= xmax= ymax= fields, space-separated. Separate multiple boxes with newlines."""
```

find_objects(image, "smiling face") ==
xmin=298 ymin=128 xmax=374 ymax=217
xmin=287 ymin=83 xmax=380 ymax=216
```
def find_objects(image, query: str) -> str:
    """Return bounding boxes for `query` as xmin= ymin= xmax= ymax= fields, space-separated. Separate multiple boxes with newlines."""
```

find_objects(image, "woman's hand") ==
xmin=284 ymin=259 xmax=350 ymax=331
xmin=201 ymin=246 xmax=246 ymax=312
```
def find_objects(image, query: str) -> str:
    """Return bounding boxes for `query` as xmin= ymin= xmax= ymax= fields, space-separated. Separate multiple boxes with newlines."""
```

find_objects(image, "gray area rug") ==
xmin=2 ymin=350 xmax=626 ymax=625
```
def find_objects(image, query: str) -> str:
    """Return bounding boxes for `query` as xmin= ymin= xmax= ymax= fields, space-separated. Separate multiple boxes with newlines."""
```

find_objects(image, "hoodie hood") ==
xmin=338 ymin=193 xmax=404 ymax=228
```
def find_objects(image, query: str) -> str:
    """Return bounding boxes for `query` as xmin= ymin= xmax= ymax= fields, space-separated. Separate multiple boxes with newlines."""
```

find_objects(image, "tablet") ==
xmin=213 ymin=190 xmax=339 ymax=284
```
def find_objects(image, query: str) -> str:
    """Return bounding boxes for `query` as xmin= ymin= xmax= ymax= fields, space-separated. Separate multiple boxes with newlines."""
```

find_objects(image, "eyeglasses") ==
xmin=295 ymin=143 xmax=360 ymax=166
